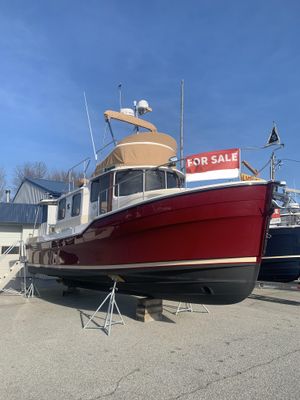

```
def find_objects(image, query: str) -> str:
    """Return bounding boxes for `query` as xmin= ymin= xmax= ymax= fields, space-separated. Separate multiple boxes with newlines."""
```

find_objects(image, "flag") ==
xmin=265 ymin=124 xmax=281 ymax=147
xmin=185 ymin=148 xmax=240 ymax=182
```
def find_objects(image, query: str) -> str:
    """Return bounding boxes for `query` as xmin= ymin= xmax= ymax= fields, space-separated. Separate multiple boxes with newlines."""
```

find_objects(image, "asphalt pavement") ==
xmin=0 ymin=280 xmax=299 ymax=400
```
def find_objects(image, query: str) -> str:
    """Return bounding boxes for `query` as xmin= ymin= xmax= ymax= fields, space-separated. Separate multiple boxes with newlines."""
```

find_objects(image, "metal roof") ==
xmin=13 ymin=177 xmax=69 ymax=202
xmin=25 ymin=177 xmax=69 ymax=197
xmin=0 ymin=203 xmax=43 ymax=224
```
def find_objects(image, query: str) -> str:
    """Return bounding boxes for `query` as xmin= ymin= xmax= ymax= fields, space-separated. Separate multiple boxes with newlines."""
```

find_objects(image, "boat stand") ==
xmin=175 ymin=302 xmax=209 ymax=315
xmin=83 ymin=280 xmax=125 ymax=336
xmin=25 ymin=279 xmax=40 ymax=298
xmin=22 ymin=262 xmax=40 ymax=298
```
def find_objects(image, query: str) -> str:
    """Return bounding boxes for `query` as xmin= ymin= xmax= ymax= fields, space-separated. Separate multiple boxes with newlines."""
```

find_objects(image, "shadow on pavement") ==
xmin=249 ymin=293 xmax=300 ymax=306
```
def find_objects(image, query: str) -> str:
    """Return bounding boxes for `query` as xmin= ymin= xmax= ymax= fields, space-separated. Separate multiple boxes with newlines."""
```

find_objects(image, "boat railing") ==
xmin=67 ymin=157 xmax=91 ymax=192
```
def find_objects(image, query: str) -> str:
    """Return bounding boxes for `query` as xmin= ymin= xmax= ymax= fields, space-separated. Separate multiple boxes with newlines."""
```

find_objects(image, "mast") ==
xmin=180 ymin=79 xmax=184 ymax=172
xmin=270 ymin=151 xmax=276 ymax=180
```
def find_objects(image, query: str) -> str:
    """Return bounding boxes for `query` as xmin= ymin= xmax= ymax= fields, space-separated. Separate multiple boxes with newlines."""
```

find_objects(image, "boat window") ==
xmin=71 ymin=193 xmax=82 ymax=217
xmin=115 ymin=170 xmax=143 ymax=196
xmin=58 ymin=198 xmax=66 ymax=220
xmin=167 ymin=171 xmax=182 ymax=188
xmin=145 ymin=170 xmax=165 ymax=191
xmin=91 ymin=179 xmax=100 ymax=202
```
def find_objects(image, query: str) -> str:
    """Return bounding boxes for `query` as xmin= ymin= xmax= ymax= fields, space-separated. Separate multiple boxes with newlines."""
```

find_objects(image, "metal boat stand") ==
xmin=22 ymin=261 xmax=40 ymax=298
xmin=83 ymin=280 xmax=125 ymax=336
xmin=25 ymin=279 xmax=40 ymax=298
xmin=175 ymin=302 xmax=209 ymax=315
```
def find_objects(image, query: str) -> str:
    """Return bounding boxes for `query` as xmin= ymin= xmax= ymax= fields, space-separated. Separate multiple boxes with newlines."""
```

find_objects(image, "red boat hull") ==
xmin=27 ymin=182 xmax=274 ymax=304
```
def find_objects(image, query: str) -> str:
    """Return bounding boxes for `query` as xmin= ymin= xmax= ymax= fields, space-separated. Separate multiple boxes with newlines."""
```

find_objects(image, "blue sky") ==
xmin=1 ymin=0 xmax=300 ymax=189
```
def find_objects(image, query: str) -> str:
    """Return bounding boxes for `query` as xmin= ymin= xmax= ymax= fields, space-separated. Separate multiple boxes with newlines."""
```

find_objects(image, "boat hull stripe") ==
xmin=29 ymin=256 xmax=257 ymax=270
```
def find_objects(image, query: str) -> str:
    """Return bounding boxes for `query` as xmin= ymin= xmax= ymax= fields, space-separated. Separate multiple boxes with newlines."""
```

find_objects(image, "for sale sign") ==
xmin=185 ymin=148 xmax=240 ymax=182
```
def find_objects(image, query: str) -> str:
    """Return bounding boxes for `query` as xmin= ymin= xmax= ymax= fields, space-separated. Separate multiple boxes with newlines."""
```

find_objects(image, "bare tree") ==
xmin=12 ymin=161 xmax=87 ymax=193
xmin=13 ymin=161 xmax=48 ymax=191
xmin=0 ymin=167 xmax=6 ymax=201
xmin=47 ymin=169 xmax=69 ymax=182
xmin=48 ymin=169 xmax=85 ymax=188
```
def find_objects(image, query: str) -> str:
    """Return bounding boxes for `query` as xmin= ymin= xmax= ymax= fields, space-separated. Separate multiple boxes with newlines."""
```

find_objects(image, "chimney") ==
xmin=5 ymin=189 xmax=11 ymax=203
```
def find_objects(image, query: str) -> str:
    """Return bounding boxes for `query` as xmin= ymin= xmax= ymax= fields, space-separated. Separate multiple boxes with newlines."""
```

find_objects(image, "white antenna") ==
xmin=84 ymin=92 xmax=97 ymax=161
xmin=118 ymin=83 xmax=122 ymax=111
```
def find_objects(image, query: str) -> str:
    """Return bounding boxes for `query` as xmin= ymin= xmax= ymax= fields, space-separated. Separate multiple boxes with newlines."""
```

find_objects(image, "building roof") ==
xmin=23 ymin=177 xmax=69 ymax=197
xmin=0 ymin=203 xmax=43 ymax=224
xmin=13 ymin=177 xmax=69 ymax=202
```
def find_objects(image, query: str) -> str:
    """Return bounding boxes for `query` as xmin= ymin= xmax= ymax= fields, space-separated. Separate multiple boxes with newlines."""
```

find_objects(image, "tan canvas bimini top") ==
xmin=94 ymin=131 xmax=177 ymax=175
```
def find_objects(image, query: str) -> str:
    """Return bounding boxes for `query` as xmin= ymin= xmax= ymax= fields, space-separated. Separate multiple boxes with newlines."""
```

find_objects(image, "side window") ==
xmin=91 ymin=179 xmax=100 ymax=202
xmin=167 ymin=171 xmax=183 ymax=188
xmin=115 ymin=170 xmax=143 ymax=196
xmin=145 ymin=170 xmax=165 ymax=191
xmin=71 ymin=193 xmax=82 ymax=217
xmin=58 ymin=198 xmax=66 ymax=220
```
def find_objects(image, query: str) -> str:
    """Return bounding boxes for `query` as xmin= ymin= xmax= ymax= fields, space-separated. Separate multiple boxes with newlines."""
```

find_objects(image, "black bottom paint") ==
xmin=28 ymin=263 xmax=260 ymax=305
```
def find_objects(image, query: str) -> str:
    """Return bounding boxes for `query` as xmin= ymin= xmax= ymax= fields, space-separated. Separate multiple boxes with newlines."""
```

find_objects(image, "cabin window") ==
xmin=145 ymin=170 xmax=165 ymax=191
xmin=115 ymin=170 xmax=143 ymax=196
xmin=58 ymin=198 xmax=66 ymax=220
xmin=91 ymin=179 xmax=100 ymax=202
xmin=71 ymin=193 xmax=82 ymax=217
xmin=167 ymin=171 xmax=182 ymax=188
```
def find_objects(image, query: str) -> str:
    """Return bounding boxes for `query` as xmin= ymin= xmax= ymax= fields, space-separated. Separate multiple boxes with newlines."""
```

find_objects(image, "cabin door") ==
xmin=99 ymin=173 xmax=113 ymax=214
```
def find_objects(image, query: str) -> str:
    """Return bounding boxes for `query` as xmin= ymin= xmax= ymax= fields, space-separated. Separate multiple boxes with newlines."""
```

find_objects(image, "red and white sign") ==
xmin=270 ymin=208 xmax=281 ymax=225
xmin=186 ymin=148 xmax=240 ymax=182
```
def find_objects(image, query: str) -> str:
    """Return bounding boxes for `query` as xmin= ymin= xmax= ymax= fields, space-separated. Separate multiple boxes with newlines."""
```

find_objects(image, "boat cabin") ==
xmin=34 ymin=107 xmax=185 ymax=239
xmin=49 ymin=166 xmax=184 ymax=236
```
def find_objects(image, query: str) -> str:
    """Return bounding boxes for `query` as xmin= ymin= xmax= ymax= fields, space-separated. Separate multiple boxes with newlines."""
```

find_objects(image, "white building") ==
xmin=0 ymin=178 xmax=68 ymax=289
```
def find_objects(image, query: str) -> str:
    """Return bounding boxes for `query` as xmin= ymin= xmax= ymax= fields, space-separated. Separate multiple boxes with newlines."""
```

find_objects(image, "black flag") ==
xmin=265 ymin=124 xmax=281 ymax=147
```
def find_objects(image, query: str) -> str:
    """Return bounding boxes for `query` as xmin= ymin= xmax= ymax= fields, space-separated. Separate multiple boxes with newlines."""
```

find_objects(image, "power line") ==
xmin=280 ymin=158 xmax=300 ymax=164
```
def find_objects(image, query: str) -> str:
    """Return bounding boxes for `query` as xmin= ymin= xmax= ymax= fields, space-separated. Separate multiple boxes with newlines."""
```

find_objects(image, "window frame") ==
xmin=57 ymin=198 xmax=66 ymax=220
xmin=166 ymin=171 xmax=182 ymax=188
xmin=71 ymin=192 xmax=82 ymax=217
